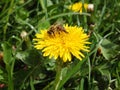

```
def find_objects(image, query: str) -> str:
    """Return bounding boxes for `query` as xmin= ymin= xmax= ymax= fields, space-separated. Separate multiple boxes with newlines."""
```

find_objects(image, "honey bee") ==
xmin=47 ymin=24 xmax=68 ymax=36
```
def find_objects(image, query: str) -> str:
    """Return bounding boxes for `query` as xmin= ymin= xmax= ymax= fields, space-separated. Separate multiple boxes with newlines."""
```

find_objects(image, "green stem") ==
xmin=53 ymin=59 xmax=63 ymax=90
xmin=7 ymin=59 xmax=15 ymax=90
xmin=43 ymin=81 xmax=54 ymax=90
xmin=2 ymin=42 xmax=15 ymax=90
xmin=88 ymin=57 xmax=91 ymax=90
xmin=77 ymin=15 xmax=80 ymax=26
xmin=46 ymin=12 xmax=90 ymax=21
xmin=6 ymin=64 xmax=14 ymax=90
xmin=30 ymin=76 xmax=35 ymax=90
xmin=58 ymin=60 xmax=85 ymax=89
xmin=39 ymin=0 xmax=48 ymax=19
xmin=3 ymin=0 xmax=14 ymax=40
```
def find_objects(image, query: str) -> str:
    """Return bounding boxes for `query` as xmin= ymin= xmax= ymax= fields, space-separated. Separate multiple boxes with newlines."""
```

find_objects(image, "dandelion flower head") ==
xmin=69 ymin=2 xmax=88 ymax=13
xmin=34 ymin=24 xmax=90 ymax=62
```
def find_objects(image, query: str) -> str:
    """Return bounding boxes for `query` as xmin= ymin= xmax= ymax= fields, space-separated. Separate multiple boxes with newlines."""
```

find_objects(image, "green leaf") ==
xmin=16 ymin=49 xmax=41 ymax=67
xmin=79 ymin=78 xmax=84 ymax=90
xmin=99 ymin=38 xmax=119 ymax=60
xmin=0 ymin=69 xmax=4 ymax=80
xmin=38 ymin=20 xmax=50 ymax=31
xmin=1 ymin=42 xmax=13 ymax=65
xmin=58 ymin=59 xmax=86 ymax=89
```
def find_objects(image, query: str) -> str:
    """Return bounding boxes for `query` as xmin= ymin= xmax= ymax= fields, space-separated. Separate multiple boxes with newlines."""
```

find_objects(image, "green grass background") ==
xmin=0 ymin=0 xmax=120 ymax=90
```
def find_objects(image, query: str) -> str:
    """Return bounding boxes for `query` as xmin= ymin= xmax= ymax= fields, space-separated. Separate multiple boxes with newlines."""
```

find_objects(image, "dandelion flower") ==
xmin=34 ymin=24 xmax=90 ymax=62
xmin=69 ymin=2 xmax=94 ymax=13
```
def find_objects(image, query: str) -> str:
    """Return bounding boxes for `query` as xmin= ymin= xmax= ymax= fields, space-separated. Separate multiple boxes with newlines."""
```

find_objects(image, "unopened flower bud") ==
xmin=20 ymin=31 xmax=28 ymax=39
xmin=87 ymin=4 xmax=94 ymax=12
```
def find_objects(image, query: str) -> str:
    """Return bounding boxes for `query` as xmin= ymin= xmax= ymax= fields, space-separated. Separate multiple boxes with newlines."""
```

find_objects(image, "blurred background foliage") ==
xmin=0 ymin=0 xmax=120 ymax=90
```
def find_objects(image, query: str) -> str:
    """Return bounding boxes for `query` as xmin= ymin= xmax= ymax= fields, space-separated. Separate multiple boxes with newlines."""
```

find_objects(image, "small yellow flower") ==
xmin=69 ymin=2 xmax=88 ymax=13
xmin=34 ymin=24 xmax=90 ymax=62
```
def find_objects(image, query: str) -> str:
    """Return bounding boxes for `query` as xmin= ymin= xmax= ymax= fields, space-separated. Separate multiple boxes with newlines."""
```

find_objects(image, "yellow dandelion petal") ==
xmin=78 ymin=52 xmax=85 ymax=58
xmin=69 ymin=2 xmax=88 ymax=13
xmin=60 ymin=48 xmax=65 ymax=58
xmin=43 ymin=51 xmax=50 ymax=56
xmin=33 ymin=24 xmax=90 ymax=62
xmin=70 ymin=48 xmax=82 ymax=60
xmin=62 ymin=49 xmax=71 ymax=62
xmin=34 ymin=45 xmax=43 ymax=49
xmin=54 ymin=52 xmax=59 ymax=60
